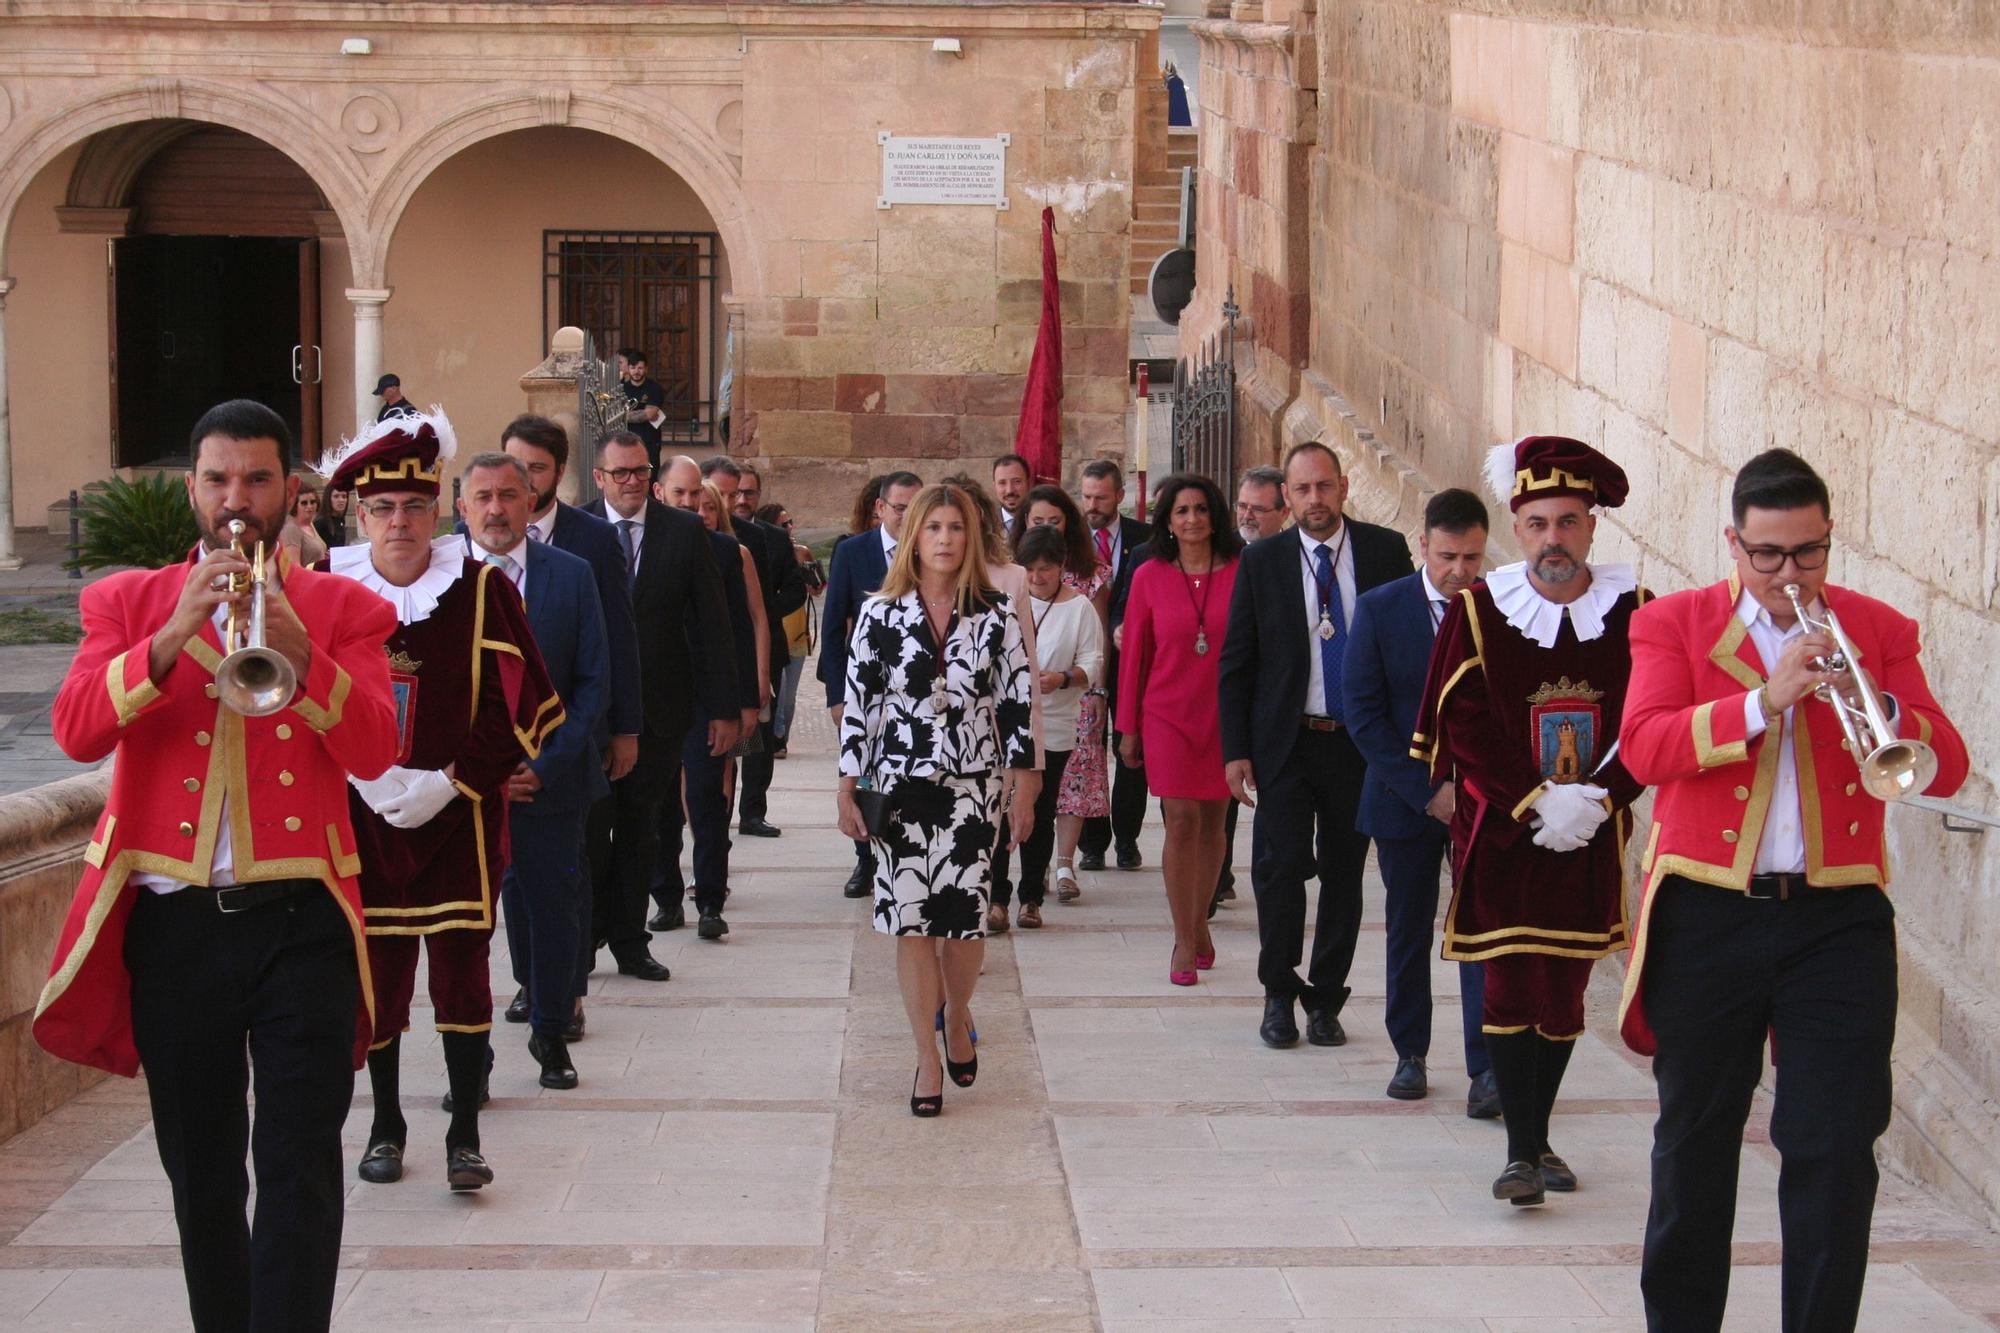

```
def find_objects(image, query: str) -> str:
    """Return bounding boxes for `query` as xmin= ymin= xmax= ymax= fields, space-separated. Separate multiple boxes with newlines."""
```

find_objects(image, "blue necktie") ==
xmin=1314 ymin=543 xmax=1345 ymax=720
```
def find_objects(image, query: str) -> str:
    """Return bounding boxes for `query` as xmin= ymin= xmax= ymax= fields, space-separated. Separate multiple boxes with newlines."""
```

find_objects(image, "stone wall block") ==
xmin=798 ymin=240 xmax=877 ymax=300
xmin=740 ymin=130 xmax=819 ymax=183
xmin=1902 ymin=244 xmax=2000 ymax=442
xmin=834 ymin=374 xmax=887 ymax=415
xmin=1916 ymin=597 xmax=2000 ymax=793
xmin=1496 ymin=132 xmax=1575 ymax=263
xmin=877 ymin=274 xmax=996 ymax=327
xmin=866 ymin=414 xmax=961 ymax=460
xmin=883 ymin=374 xmax=967 ymax=417
xmin=1666 ymin=315 xmax=1707 ymax=454
xmin=1497 ymin=241 xmax=1579 ymax=381
xmin=963 ymin=374 xmax=1025 ymax=418
xmin=1573 ymin=155 xmax=1653 ymax=299
xmin=1821 ymin=228 xmax=1907 ymax=404
xmin=752 ymin=410 xmax=853 ymax=458
xmin=878 ymin=222 xmax=992 ymax=276
xmin=1870 ymin=407 xmax=1991 ymax=605
xmin=1765 ymin=370 xmax=1872 ymax=537
xmin=1753 ymin=209 xmax=1827 ymax=374
xmin=1511 ymin=354 xmax=1605 ymax=449
xmin=1045 ymin=87 xmax=1129 ymax=140
xmin=1701 ymin=336 xmax=1770 ymax=470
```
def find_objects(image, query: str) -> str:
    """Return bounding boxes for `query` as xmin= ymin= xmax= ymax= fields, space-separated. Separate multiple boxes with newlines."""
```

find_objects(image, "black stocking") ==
xmin=1485 ymin=1029 xmax=1542 ymax=1166
xmin=441 ymin=1032 xmax=488 ymax=1153
xmin=364 ymin=1035 xmax=405 ymax=1147
xmin=1533 ymin=1033 xmax=1578 ymax=1155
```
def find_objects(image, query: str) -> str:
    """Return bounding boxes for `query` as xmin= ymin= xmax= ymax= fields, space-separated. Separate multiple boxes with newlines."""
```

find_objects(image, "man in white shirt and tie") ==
xmin=992 ymin=453 xmax=1031 ymax=536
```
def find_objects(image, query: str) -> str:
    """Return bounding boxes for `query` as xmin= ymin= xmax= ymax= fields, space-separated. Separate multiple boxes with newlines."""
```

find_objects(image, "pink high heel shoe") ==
xmin=1169 ymin=967 xmax=1198 ymax=986
xmin=1194 ymin=948 xmax=1216 ymax=971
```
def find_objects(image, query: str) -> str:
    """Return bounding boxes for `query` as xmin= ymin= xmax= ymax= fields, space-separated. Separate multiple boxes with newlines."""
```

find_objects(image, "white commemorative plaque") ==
xmin=877 ymin=133 xmax=1011 ymax=209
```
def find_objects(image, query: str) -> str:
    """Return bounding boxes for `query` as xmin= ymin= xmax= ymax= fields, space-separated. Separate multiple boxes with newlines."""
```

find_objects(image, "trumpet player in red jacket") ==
xmin=1620 ymin=448 xmax=1968 ymax=1333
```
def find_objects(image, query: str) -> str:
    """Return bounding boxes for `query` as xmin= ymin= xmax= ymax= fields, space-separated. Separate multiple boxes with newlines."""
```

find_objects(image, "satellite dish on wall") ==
xmin=1148 ymin=248 xmax=1196 ymax=326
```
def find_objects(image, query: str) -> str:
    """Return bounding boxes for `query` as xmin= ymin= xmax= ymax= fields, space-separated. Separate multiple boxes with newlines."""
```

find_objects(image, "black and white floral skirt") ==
xmin=871 ymin=773 xmax=1001 ymax=938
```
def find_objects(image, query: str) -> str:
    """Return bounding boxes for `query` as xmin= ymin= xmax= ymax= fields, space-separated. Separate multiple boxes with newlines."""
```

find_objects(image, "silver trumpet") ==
xmin=1782 ymin=582 xmax=1936 ymax=801
xmin=216 ymin=518 xmax=297 ymax=717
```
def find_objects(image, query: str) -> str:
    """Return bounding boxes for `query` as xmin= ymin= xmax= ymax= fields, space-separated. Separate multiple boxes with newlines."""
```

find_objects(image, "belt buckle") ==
xmin=213 ymin=885 xmax=252 ymax=914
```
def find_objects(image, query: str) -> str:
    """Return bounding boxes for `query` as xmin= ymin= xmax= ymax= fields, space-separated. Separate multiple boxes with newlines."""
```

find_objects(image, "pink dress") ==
xmin=1055 ymin=560 xmax=1114 ymax=819
xmin=1115 ymin=556 xmax=1237 ymax=800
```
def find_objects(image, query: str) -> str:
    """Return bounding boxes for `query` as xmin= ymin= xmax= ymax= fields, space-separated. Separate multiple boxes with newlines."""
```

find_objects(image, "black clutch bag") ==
xmin=852 ymin=786 xmax=894 ymax=838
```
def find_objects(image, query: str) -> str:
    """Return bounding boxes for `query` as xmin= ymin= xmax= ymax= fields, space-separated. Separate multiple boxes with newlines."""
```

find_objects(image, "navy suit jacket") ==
xmin=711 ymin=529 xmax=762 ymax=712
xmin=1341 ymin=571 xmax=1446 ymax=841
xmin=546 ymin=501 xmax=642 ymax=739
xmin=819 ymin=528 xmax=891 ymax=708
xmin=515 ymin=539 xmax=612 ymax=817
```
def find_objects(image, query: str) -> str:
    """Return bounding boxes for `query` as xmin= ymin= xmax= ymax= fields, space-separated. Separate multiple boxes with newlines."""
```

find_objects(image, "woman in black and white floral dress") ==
xmin=836 ymin=483 xmax=1037 ymax=1116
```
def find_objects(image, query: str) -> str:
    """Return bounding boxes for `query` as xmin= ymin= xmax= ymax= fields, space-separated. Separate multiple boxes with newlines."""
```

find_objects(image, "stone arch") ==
xmin=365 ymin=91 xmax=758 ymax=296
xmin=0 ymin=78 xmax=368 ymax=274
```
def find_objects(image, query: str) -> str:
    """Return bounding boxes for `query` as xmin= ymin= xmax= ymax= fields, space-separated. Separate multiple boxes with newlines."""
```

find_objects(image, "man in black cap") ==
xmin=375 ymin=373 xmax=418 ymax=423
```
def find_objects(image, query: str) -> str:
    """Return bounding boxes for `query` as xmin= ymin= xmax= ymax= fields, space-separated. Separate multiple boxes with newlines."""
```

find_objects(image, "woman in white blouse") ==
xmin=990 ymin=526 xmax=1105 ymax=930
xmin=836 ymin=484 xmax=1037 ymax=1116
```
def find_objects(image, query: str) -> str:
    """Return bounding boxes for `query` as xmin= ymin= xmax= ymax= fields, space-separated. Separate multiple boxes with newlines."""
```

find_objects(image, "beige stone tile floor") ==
xmin=0 ymin=709 xmax=1995 ymax=1329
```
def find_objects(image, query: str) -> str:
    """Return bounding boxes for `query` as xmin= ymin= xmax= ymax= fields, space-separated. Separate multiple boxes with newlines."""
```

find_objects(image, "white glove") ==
xmin=349 ymin=768 xmax=411 ymax=816
xmin=1530 ymin=782 xmax=1610 ymax=853
xmin=376 ymin=767 xmax=460 ymax=829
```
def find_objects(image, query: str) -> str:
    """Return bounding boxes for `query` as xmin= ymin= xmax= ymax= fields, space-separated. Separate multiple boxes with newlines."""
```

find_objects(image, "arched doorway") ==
xmin=107 ymin=125 xmax=328 ymax=464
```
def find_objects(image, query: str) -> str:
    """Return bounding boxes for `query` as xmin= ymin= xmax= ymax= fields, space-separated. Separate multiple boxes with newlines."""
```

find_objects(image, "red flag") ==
xmin=1015 ymin=206 xmax=1064 ymax=484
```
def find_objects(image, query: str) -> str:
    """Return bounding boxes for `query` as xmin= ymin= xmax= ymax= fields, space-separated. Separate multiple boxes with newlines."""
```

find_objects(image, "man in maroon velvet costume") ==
xmin=1412 ymin=435 xmax=1648 ymax=1209
xmin=318 ymin=410 xmax=561 ymax=1193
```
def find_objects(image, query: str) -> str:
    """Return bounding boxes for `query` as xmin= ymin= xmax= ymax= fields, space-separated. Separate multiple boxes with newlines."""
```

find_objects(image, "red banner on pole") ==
xmin=1015 ymin=206 xmax=1064 ymax=484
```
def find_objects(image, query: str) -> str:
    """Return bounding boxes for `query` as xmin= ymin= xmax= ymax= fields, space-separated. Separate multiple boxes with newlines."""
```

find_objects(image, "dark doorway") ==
xmin=110 ymin=236 xmax=311 ymax=468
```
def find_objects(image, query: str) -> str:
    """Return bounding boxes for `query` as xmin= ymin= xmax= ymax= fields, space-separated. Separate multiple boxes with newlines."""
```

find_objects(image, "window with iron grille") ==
xmin=544 ymin=230 xmax=722 ymax=447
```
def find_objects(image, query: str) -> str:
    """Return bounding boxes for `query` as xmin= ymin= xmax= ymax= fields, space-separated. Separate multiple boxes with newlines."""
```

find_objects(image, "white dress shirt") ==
xmin=880 ymin=524 xmax=898 ymax=566
xmin=132 ymin=600 xmax=238 ymax=894
xmin=1299 ymin=526 xmax=1357 ymax=717
xmin=1737 ymin=588 xmax=1812 ymax=874
xmin=528 ymin=507 xmax=558 ymax=545
xmin=477 ymin=534 xmax=530 ymax=605
xmin=1421 ymin=567 xmax=1450 ymax=633
xmin=607 ymin=503 xmax=647 ymax=573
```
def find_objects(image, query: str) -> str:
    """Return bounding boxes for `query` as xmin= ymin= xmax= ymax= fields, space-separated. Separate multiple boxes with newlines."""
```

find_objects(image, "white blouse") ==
xmin=1028 ymin=593 xmax=1105 ymax=752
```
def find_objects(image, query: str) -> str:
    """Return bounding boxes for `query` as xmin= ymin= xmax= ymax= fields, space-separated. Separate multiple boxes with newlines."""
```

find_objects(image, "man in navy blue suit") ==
xmin=1342 ymin=487 xmax=1497 ymax=1117
xmin=818 ymin=470 xmax=922 ymax=898
xmin=458 ymin=453 xmax=610 ymax=1091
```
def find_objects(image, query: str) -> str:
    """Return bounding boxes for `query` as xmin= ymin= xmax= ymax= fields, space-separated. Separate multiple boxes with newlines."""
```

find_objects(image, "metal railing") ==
xmin=1170 ymin=287 xmax=1237 ymax=488
xmin=1904 ymin=794 xmax=2000 ymax=833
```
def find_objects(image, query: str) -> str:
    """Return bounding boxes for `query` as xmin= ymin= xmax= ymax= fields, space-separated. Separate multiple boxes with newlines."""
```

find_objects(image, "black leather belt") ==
xmin=1301 ymin=715 xmax=1344 ymax=733
xmin=1744 ymin=872 xmax=1817 ymax=901
xmin=160 ymin=878 xmax=319 ymax=914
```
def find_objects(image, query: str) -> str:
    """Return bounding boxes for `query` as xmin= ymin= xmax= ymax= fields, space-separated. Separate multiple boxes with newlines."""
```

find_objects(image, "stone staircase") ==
xmin=1129 ymin=129 xmax=1198 ymax=295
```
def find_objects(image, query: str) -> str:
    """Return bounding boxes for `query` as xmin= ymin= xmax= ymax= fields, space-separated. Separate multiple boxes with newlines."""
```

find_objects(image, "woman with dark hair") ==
xmin=836 ymin=484 xmax=1036 ymax=1116
xmin=1013 ymin=484 xmax=1101 ymax=594
xmin=757 ymin=503 xmax=819 ymax=761
xmin=833 ymin=475 xmax=888 ymax=555
xmin=1117 ymin=473 xmax=1244 ymax=984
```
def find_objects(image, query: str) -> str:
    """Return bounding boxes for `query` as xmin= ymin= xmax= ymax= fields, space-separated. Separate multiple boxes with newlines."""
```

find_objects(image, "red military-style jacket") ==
xmin=34 ymin=551 xmax=400 ymax=1076
xmin=1617 ymin=573 xmax=1969 ymax=1054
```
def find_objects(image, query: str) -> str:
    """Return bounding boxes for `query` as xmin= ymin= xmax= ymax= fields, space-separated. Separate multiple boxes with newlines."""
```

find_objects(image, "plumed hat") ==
xmin=1482 ymin=434 xmax=1629 ymax=512
xmin=315 ymin=408 xmax=457 ymax=499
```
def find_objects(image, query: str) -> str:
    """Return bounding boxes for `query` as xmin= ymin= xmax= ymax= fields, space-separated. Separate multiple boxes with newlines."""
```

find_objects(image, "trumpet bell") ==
xmin=1860 ymin=739 xmax=1939 ymax=803
xmin=217 ymin=646 xmax=297 ymax=718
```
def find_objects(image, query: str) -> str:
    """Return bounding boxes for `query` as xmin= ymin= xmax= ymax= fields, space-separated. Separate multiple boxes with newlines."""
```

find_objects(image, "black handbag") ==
xmin=852 ymin=785 xmax=894 ymax=838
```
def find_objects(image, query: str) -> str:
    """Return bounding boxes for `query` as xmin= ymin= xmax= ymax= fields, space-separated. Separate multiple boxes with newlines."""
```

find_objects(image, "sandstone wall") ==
xmin=0 ymin=772 xmax=112 ymax=1142
xmin=1189 ymin=0 xmax=2000 ymax=1223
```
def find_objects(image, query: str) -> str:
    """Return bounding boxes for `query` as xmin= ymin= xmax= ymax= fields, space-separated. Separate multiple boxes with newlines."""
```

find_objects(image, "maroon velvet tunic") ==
xmin=1412 ymin=580 xmax=1649 ymax=963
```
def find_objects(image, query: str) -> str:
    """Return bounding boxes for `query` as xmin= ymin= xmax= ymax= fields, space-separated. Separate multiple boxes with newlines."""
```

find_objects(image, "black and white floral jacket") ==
xmin=838 ymin=589 xmax=1036 ymax=785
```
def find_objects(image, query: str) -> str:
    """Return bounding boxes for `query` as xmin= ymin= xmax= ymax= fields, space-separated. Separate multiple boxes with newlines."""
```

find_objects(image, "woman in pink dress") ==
xmin=1116 ymin=473 xmax=1243 ymax=985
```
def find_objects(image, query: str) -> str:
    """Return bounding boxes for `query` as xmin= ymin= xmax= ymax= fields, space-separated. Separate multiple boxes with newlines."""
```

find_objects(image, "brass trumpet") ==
xmin=216 ymin=518 xmax=297 ymax=717
xmin=1782 ymin=583 xmax=1936 ymax=801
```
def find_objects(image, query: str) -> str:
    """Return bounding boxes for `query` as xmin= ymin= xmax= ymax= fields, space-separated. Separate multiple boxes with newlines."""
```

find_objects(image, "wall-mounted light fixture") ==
xmin=931 ymin=37 xmax=963 ymax=57
xmin=340 ymin=37 xmax=372 ymax=56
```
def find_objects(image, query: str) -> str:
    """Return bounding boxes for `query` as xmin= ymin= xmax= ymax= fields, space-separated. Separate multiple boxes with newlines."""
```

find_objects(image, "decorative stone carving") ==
xmin=339 ymin=89 xmax=401 ymax=154
xmin=714 ymin=98 xmax=743 ymax=153
xmin=141 ymin=77 xmax=182 ymax=121
xmin=539 ymin=90 xmax=572 ymax=127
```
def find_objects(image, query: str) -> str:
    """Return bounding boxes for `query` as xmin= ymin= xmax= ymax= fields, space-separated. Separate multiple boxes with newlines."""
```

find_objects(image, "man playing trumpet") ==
xmin=1621 ymin=448 xmax=1969 ymax=1332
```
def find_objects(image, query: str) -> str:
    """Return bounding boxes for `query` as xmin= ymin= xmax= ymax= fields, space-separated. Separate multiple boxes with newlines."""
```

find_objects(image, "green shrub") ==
xmin=64 ymin=473 xmax=200 ymax=572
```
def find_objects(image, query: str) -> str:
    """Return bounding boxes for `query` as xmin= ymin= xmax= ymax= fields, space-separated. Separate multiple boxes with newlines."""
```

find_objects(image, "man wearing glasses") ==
xmin=1235 ymin=465 xmax=1288 ymax=544
xmin=1621 ymin=449 xmax=1967 ymax=1331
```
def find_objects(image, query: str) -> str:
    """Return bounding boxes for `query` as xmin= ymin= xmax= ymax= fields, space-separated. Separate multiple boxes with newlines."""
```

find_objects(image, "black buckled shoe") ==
xmin=440 ymin=1076 xmax=489 ymax=1114
xmin=697 ymin=910 xmax=729 ymax=941
xmin=843 ymin=865 xmax=872 ymax=899
xmin=1538 ymin=1152 xmax=1578 ymax=1192
xmin=1492 ymin=1160 xmax=1545 ymax=1207
xmin=357 ymin=1139 xmax=404 ymax=1184
xmin=616 ymin=952 xmax=672 ymax=981
xmin=1305 ymin=1008 xmax=1347 ymax=1047
xmin=1386 ymin=1056 xmax=1428 ymax=1100
xmin=504 ymin=988 xmax=529 ymax=1024
xmin=1077 ymin=850 xmax=1105 ymax=871
xmin=1466 ymin=1070 xmax=1502 ymax=1120
xmin=528 ymin=1032 xmax=578 ymax=1090
xmin=446 ymin=1146 xmax=494 ymax=1193
xmin=1259 ymin=995 xmax=1300 ymax=1049
xmin=1115 ymin=843 xmax=1143 ymax=871
xmin=739 ymin=817 xmax=781 ymax=838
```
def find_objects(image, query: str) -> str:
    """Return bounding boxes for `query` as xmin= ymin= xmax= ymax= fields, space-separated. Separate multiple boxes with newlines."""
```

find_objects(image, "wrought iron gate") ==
xmin=1170 ymin=288 xmax=1238 ymax=486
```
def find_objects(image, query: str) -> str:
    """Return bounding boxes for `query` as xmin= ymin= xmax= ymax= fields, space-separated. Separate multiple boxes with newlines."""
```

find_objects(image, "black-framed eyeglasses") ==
xmin=596 ymin=466 xmax=654 ymax=484
xmin=1741 ymin=541 xmax=1831 ymax=574
xmin=1235 ymin=502 xmax=1279 ymax=517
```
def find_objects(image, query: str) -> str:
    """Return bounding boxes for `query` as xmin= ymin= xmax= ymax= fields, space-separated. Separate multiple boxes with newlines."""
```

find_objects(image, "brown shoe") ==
xmin=985 ymin=904 xmax=1010 ymax=934
xmin=1018 ymin=902 xmax=1043 ymax=929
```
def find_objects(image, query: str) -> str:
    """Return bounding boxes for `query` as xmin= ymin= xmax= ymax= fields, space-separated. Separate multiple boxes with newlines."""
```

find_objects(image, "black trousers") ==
xmin=657 ymin=722 xmax=731 ymax=914
xmin=1377 ymin=827 xmax=1488 ymax=1076
xmin=503 ymin=807 xmax=591 ymax=1038
xmin=587 ymin=728 xmax=682 ymax=964
xmin=125 ymin=885 xmax=358 ymax=1333
xmin=738 ymin=712 xmax=777 ymax=823
xmin=1249 ymin=727 xmax=1371 ymax=1011
xmin=1640 ymin=876 xmax=1897 ymax=1333
xmin=996 ymin=748 xmax=1071 ymax=908
xmin=1080 ymin=730 xmax=1147 ymax=855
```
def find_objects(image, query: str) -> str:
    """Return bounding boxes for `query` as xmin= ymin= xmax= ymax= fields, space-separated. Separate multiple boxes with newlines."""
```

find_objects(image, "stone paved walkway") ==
xmin=0 ymin=702 xmax=1995 ymax=1329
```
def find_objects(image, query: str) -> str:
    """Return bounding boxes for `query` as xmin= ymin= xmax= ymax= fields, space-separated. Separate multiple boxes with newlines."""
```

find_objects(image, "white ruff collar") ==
xmin=1485 ymin=560 xmax=1636 ymax=647
xmin=329 ymin=535 xmax=467 ymax=625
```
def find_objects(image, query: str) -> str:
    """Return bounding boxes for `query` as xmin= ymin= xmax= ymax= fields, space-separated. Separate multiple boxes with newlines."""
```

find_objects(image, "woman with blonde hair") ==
xmin=836 ymin=484 xmax=1036 ymax=1116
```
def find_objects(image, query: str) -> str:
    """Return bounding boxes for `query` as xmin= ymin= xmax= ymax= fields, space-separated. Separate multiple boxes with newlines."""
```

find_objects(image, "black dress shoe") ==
xmin=440 ymin=1075 xmax=489 ymax=1114
xmin=1386 ymin=1056 xmax=1428 ymax=1100
xmin=564 ymin=1009 xmax=585 ymax=1042
xmin=739 ymin=817 xmax=781 ymax=837
xmin=616 ymin=953 xmax=672 ymax=981
xmin=504 ymin=988 xmax=529 ymax=1024
xmin=1305 ymin=1009 xmax=1347 ymax=1047
xmin=1538 ymin=1152 xmax=1578 ymax=1192
xmin=843 ymin=865 xmax=872 ymax=899
xmin=446 ymin=1146 xmax=494 ymax=1193
xmin=1259 ymin=995 xmax=1300 ymax=1048
xmin=528 ymin=1032 xmax=578 ymax=1090
xmin=650 ymin=901 xmax=686 ymax=932
xmin=1115 ymin=843 xmax=1143 ymax=870
xmin=1492 ymin=1160 xmax=1545 ymax=1207
xmin=1077 ymin=850 xmax=1105 ymax=871
xmin=697 ymin=910 xmax=729 ymax=941
xmin=357 ymin=1139 xmax=404 ymax=1184
xmin=1215 ymin=883 xmax=1237 ymax=903
xmin=1466 ymin=1069 xmax=1502 ymax=1120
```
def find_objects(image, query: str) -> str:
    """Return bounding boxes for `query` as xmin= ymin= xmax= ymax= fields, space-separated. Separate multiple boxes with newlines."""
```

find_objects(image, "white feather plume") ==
xmin=313 ymin=405 xmax=457 ymax=483
xmin=1482 ymin=439 xmax=1523 ymax=509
